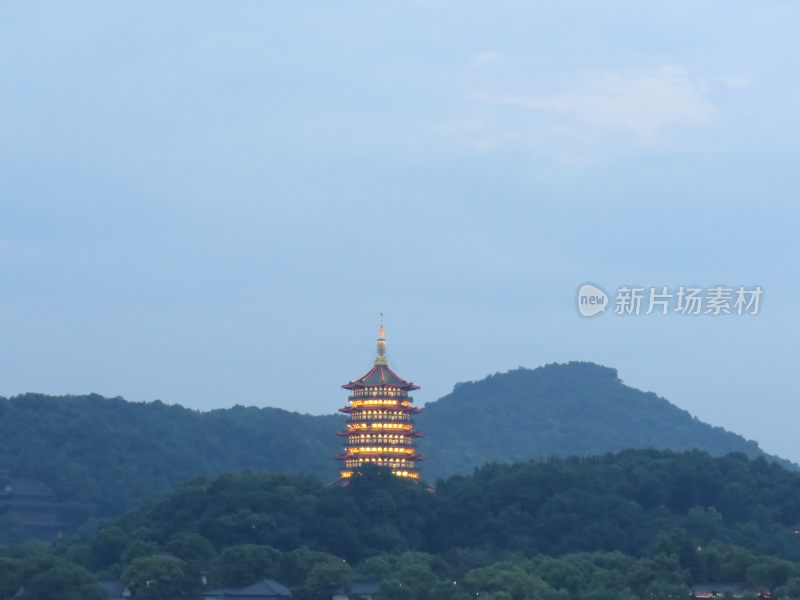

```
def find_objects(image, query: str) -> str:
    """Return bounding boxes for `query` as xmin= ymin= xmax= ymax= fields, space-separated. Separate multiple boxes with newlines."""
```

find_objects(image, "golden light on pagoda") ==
xmin=336 ymin=315 xmax=424 ymax=481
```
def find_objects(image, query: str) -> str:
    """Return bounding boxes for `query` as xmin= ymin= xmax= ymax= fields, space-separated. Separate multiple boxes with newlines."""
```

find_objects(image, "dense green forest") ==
xmin=418 ymin=363 xmax=780 ymax=476
xmin=0 ymin=395 xmax=339 ymax=523
xmin=0 ymin=363 xmax=789 ymax=527
xmin=4 ymin=450 xmax=800 ymax=599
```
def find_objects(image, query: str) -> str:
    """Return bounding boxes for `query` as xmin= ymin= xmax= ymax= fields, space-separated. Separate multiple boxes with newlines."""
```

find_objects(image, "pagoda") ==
xmin=336 ymin=317 xmax=424 ymax=481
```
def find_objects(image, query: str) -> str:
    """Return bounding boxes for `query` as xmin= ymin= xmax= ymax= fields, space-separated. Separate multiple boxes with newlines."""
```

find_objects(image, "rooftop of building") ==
xmin=205 ymin=579 xmax=292 ymax=599
xmin=1 ymin=479 xmax=55 ymax=499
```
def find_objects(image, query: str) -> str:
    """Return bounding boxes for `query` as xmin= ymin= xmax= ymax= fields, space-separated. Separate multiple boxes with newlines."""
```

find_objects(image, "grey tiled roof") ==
xmin=205 ymin=579 xmax=292 ymax=598
xmin=1 ymin=479 xmax=54 ymax=498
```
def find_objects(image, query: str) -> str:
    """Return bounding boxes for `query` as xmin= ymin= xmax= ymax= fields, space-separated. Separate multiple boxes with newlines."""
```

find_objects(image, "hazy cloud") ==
xmin=477 ymin=66 xmax=716 ymax=142
xmin=471 ymin=51 xmax=505 ymax=67
xmin=469 ymin=51 xmax=541 ymax=69
xmin=719 ymin=75 xmax=752 ymax=89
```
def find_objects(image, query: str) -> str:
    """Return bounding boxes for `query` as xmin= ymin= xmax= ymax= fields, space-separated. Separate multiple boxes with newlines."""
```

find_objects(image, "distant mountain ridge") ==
xmin=0 ymin=394 xmax=341 ymax=527
xmin=0 ymin=361 xmax=790 ymax=531
xmin=418 ymin=362 xmax=789 ymax=478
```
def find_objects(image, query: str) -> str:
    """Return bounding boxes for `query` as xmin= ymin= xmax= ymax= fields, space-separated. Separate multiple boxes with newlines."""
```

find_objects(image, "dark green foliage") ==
xmin=776 ymin=576 xmax=800 ymax=599
xmin=298 ymin=559 xmax=352 ymax=600
xmin=5 ymin=450 xmax=800 ymax=599
xmin=462 ymin=561 xmax=568 ymax=600
xmin=418 ymin=363 xmax=789 ymax=479
xmin=42 ymin=451 xmax=800 ymax=572
xmin=210 ymin=544 xmax=280 ymax=587
xmin=746 ymin=557 xmax=797 ymax=592
xmin=67 ymin=452 xmax=800 ymax=580
xmin=0 ymin=557 xmax=24 ymax=600
xmin=16 ymin=555 xmax=105 ymax=600
xmin=121 ymin=554 xmax=190 ymax=596
xmin=0 ymin=393 xmax=339 ymax=525
xmin=165 ymin=532 xmax=216 ymax=563
xmin=0 ymin=515 xmax=24 ymax=546
xmin=89 ymin=526 xmax=128 ymax=571
xmin=375 ymin=553 xmax=462 ymax=600
xmin=0 ymin=362 xmax=793 ymax=534
xmin=429 ymin=450 xmax=800 ymax=561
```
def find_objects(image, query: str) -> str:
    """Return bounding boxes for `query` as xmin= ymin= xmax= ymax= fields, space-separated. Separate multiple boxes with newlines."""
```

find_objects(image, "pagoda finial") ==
xmin=375 ymin=313 xmax=388 ymax=365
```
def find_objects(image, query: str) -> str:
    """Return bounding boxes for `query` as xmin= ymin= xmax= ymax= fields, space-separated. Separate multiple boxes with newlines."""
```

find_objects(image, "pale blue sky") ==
xmin=1 ymin=2 xmax=798 ymax=461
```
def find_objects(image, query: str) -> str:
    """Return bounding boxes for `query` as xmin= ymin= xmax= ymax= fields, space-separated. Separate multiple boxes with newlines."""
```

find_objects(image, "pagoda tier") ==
xmin=336 ymin=318 xmax=424 ymax=481
xmin=342 ymin=363 xmax=420 ymax=391
xmin=339 ymin=403 xmax=422 ymax=413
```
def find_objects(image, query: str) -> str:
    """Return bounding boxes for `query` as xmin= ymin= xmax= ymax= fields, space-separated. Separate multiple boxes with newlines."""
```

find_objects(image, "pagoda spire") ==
xmin=375 ymin=313 xmax=387 ymax=366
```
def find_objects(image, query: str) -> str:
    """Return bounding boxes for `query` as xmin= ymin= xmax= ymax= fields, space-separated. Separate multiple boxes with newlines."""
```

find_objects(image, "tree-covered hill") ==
xmin=418 ymin=362 xmax=781 ymax=479
xmin=0 ymin=362 xmax=789 ymax=526
xmin=0 ymin=395 xmax=340 ymax=522
xmin=5 ymin=450 xmax=800 ymax=600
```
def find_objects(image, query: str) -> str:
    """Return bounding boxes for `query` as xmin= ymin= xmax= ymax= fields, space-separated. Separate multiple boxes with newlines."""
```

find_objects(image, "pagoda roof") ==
xmin=342 ymin=364 xmax=419 ymax=390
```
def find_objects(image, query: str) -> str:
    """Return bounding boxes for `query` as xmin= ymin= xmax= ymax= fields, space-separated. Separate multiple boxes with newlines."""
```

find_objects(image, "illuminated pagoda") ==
xmin=337 ymin=317 xmax=424 ymax=481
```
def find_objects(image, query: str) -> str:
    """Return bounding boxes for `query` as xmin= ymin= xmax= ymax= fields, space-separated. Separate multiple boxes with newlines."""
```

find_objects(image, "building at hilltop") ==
xmin=0 ymin=478 xmax=63 ymax=541
xmin=336 ymin=317 xmax=424 ymax=481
